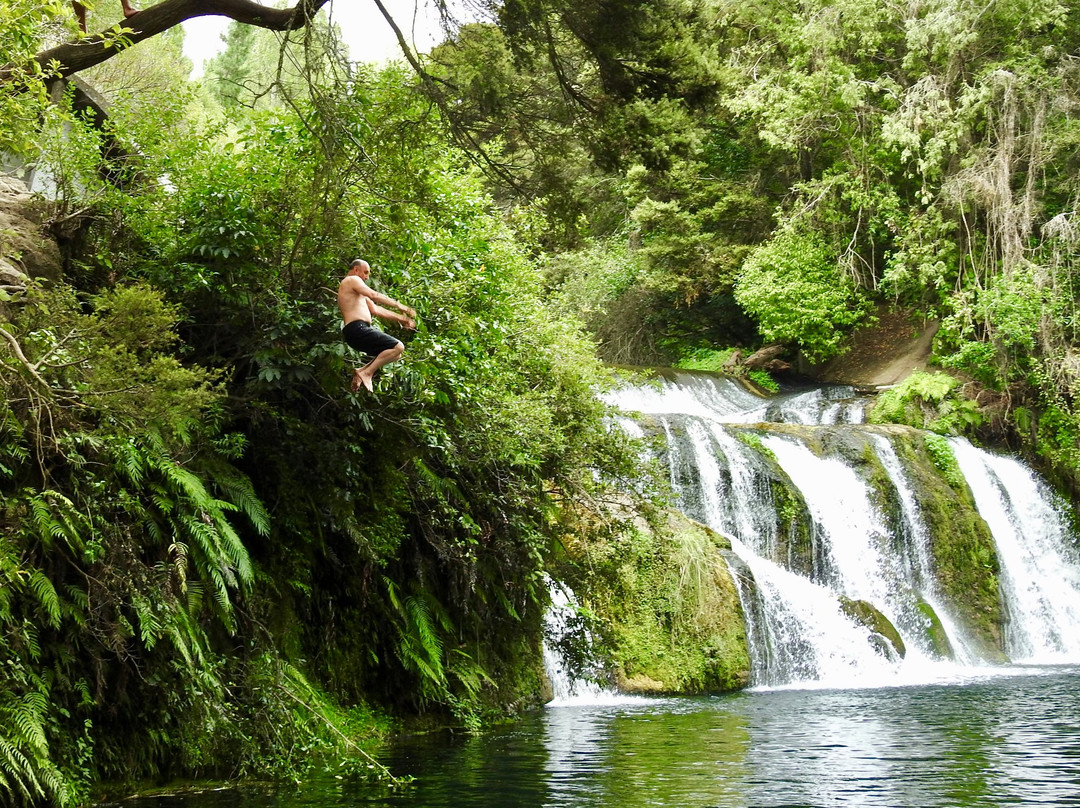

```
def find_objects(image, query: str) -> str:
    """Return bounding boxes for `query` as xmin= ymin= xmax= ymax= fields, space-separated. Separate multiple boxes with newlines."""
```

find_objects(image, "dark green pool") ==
xmin=103 ymin=666 xmax=1080 ymax=808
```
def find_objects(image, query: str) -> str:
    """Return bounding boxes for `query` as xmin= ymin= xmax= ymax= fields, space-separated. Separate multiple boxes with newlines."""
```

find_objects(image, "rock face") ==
xmin=840 ymin=596 xmax=907 ymax=659
xmin=0 ymin=175 xmax=62 ymax=296
xmin=563 ymin=509 xmax=751 ymax=695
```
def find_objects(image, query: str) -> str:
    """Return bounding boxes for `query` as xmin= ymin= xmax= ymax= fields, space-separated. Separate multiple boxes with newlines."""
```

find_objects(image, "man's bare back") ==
xmin=337 ymin=258 xmax=415 ymax=393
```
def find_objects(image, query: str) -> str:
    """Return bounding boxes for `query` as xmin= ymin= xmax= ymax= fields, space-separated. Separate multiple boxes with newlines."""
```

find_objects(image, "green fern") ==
xmin=384 ymin=579 xmax=464 ymax=699
xmin=27 ymin=492 xmax=85 ymax=555
xmin=131 ymin=594 xmax=162 ymax=649
xmin=27 ymin=571 xmax=60 ymax=630
xmin=0 ymin=683 xmax=70 ymax=807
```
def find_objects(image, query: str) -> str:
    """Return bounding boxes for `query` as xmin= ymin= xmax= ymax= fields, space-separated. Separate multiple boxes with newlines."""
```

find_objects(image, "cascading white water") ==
xmin=871 ymin=434 xmax=982 ymax=664
xmin=543 ymin=581 xmax=643 ymax=705
xmin=604 ymin=370 xmax=1080 ymax=689
xmin=950 ymin=439 xmax=1080 ymax=662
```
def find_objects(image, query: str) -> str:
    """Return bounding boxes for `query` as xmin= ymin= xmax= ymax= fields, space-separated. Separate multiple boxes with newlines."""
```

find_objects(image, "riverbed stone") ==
xmin=840 ymin=596 xmax=907 ymax=659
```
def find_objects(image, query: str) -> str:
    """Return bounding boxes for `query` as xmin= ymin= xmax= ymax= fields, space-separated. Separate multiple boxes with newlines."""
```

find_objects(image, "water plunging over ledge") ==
xmin=604 ymin=370 xmax=1080 ymax=690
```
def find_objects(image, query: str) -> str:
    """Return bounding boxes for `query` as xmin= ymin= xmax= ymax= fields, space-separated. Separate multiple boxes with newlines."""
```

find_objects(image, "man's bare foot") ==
xmin=122 ymin=1 xmax=139 ymax=18
xmin=351 ymin=369 xmax=364 ymax=392
xmin=357 ymin=372 xmax=374 ymax=393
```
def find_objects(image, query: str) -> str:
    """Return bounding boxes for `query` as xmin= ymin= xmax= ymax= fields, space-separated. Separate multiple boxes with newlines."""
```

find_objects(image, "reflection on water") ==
xmin=105 ymin=667 xmax=1080 ymax=808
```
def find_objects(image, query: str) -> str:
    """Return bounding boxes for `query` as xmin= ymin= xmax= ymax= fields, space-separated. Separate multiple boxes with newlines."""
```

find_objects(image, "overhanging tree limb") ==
xmin=4 ymin=0 xmax=331 ymax=82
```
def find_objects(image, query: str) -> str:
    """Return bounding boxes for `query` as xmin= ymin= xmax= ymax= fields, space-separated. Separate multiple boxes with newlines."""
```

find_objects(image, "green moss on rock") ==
xmin=564 ymin=510 xmax=750 ymax=694
xmin=917 ymin=599 xmax=955 ymax=659
xmin=890 ymin=427 xmax=1006 ymax=661
xmin=840 ymin=596 xmax=906 ymax=659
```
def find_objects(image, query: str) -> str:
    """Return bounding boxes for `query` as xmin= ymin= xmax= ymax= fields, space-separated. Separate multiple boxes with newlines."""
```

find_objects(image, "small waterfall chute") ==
xmin=950 ymin=439 xmax=1080 ymax=662
xmin=871 ymin=434 xmax=981 ymax=664
xmin=543 ymin=581 xmax=643 ymax=706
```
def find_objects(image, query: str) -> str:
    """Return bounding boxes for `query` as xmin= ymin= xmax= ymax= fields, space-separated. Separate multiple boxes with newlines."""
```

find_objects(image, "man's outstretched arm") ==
xmin=370 ymin=302 xmax=415 ymax=329
xmin=356 ymin=278 xmax=415 ymax=318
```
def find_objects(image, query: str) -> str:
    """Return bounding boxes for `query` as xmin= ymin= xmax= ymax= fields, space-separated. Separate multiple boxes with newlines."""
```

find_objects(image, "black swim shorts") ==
xmin=342 ymin=319 xmax=401 ymax=356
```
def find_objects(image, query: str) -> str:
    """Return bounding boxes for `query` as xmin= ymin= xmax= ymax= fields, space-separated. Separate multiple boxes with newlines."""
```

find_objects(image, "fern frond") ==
xmin=384 ymin=577 xmax=403 ymax=613
xmin=165 ymin=605 xmax=208 ymax=668
xmin=160 ymin=461 xmax=215 ymax=512
xmin=209 ymin=468 xmax=270 ymax=537
xmin=29 ymin=495 xmax=62 ymax=548
xmin=12 ymin=692 xmax=48 ymax=753
xmin=149 ymin=483 xmax=175 ymax=514
xmin=21 ymin=622 xmax=41 ymax=662
xmin=403 ymin=595 xmax=445 ymax=683
xmin=28 ymin=491 xmax=85 ymax=553
xmin=0 ymin=736 xmax=42 ymax=802
xmin=131 ymin=595 xmax=161 ymax=649
xmin=412 ymin=457 xmax=464 ymax=504
xmin=28 ymin=571 xmax=60 ymax=629
xmin=113 ymin=439 xmax=146 ymax=486
xmin=185 ymin=580 xmax=204 ymax=613
xmin=209 ymin=515 xmax=253 ymax=587
xmin=449 ymin=649 xmax=495 ymax=699
xmin=168 ymin=542 xmax=188 ymax=594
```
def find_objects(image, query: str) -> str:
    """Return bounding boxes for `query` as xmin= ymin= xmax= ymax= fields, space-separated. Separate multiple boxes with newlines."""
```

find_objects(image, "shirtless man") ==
xmin=338 ymin=258 xmax=416 ymax=393
xmin=73 ymin=1 xmax=139 ymax=32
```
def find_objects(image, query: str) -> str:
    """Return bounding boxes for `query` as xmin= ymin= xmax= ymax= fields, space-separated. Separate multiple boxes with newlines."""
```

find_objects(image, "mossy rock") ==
xmin=885 ymin=427 xmax=1006 ymax=661
xmin=917 ymin=599 xmax=955 ymax=659
xmin=840 ymin=596 xmax=906 ymax=659
xmin=566 ymin=509 xmax=751 ymax=694
xmin=726 ymin=425 xmax=816 ymax=574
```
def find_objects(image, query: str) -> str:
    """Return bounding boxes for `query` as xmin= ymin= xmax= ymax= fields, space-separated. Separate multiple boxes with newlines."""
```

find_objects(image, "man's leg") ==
xmin=121 ymin=0 xmax=138 ymax=17
xmin=72 ymin=2 xmax=86 ymax=31
xmin=353 ymin=342 xmax=404 ymax=392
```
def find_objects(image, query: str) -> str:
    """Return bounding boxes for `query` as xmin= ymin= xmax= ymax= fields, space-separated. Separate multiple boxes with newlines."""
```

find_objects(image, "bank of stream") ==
xmin=106 ymin=664 xmax=1080 ymax=807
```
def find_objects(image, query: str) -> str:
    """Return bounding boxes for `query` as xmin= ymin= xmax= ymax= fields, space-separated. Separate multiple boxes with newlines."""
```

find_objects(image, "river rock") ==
xmin=840 ymin=596 xmax=907 ymax=659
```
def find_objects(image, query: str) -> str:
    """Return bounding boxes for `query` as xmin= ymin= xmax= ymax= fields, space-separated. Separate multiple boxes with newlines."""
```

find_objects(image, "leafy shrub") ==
xmin=734 ymin=227 xmax=872 ymax=363
xmin=869 ymin=370 xmax=983 ymax=434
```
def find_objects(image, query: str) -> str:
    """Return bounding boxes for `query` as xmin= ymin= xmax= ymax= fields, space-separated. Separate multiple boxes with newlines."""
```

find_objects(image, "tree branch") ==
xmin=7 ymin=0 xmax=331 ymax=82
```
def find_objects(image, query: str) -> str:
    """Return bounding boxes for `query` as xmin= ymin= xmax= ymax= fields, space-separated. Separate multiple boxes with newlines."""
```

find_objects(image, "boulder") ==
xmin=0 ymin=175 xmax=62 ymax=286
xmin=840 ymin=596 xmax=907 ymax=660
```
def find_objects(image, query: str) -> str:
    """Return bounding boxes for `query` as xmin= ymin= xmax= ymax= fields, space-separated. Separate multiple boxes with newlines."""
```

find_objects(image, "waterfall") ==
xmin=871 ymin=435 xmax=981 ymax=664
xmin=607 ymin=370 xmax=1080 ymax=689
xmin=543 ymin=581 xmax=642 ymax=705
xmin=950 ymin=439 xmax=1080 ymax=662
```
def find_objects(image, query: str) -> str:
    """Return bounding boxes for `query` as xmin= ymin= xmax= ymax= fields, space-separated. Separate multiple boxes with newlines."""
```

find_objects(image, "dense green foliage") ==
xmin=4 ymin=0 xmax=1080 ymax=800
xmin=434 ymin=0 xmax=1080 ymax=487
xmin=0 ymin=1 xmax=68 ymax=154
xmin=869 ymin=371 xmax=983 ymax=435
xmin=0 ymin=10 xmax=650 ymax=804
